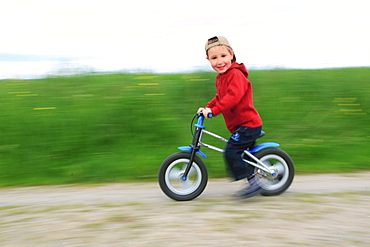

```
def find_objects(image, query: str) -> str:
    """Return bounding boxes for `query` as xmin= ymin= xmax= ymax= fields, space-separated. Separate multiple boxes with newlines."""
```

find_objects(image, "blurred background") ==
xmin=1 ymin=0 xmax=369 ymax=79
xmin=0 ymin=0 xmax=369 ymax=186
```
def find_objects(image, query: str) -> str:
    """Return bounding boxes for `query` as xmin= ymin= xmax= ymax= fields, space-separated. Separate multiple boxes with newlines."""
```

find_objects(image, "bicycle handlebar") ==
xmin=197 ymin=112 xmax=213 ymax=118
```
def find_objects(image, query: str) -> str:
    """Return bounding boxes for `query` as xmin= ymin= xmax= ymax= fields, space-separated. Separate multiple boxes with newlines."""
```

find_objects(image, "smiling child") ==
xmin=198 ymin=36 xmax=263 ymax=198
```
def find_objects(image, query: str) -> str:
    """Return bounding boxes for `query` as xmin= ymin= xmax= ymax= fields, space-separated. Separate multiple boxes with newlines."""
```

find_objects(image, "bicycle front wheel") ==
xmin=158 ymin=152 xmax=208 ymax=201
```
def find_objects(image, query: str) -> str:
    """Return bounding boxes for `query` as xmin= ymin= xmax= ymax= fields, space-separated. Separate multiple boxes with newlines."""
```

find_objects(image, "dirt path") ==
xmin=1 ymin=172 xmax=370 ymax=246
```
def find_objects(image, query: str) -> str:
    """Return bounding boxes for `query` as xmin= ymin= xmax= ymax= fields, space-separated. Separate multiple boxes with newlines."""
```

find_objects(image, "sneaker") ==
xmin=236 ymin=176 xmax=262 ymax=198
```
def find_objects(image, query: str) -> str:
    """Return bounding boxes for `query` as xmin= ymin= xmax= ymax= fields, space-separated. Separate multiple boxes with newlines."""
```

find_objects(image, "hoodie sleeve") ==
xmin=206 ymin=94 xmax=219 ymax=109
xmin=207 ymin=69 xmax=249 ymax=116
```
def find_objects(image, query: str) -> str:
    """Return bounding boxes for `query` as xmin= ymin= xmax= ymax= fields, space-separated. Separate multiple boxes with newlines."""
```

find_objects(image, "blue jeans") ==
xmin=224 ymin=126 xmax=262 ymax=181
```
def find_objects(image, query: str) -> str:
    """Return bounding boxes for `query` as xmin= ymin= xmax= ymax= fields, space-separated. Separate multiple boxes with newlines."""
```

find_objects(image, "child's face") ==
xmin=206 ymin=45 xmax=234 ymax=74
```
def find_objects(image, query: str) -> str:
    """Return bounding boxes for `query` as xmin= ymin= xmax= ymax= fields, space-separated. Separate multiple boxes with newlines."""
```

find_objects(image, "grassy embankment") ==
xmin=0 ymin=68 xmax=369 ymax=186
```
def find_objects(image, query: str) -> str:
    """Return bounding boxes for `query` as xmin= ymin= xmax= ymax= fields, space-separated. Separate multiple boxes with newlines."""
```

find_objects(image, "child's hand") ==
xmin=202 ymin=108 xmax=212 ymax=118
xmin=197 ymin=107 xmax=212 ymax=118
xmin=197 ymin=107 xmax=205 ymax=113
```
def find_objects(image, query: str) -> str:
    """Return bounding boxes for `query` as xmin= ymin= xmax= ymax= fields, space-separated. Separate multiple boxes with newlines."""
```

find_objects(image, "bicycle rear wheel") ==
xmin=254 ymin=148 xmax=294 ymax=196
xmin=158 ymin=152 xmax=208 ymax=201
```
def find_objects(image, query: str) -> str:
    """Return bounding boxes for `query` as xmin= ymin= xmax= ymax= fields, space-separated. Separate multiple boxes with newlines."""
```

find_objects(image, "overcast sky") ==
xmin=1 ymin=0 xmax=369 ymax=78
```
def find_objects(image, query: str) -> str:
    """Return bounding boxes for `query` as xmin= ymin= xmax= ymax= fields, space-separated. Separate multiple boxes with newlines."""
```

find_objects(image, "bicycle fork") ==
xmin=181 ymin=127 xmax=203 ymax=181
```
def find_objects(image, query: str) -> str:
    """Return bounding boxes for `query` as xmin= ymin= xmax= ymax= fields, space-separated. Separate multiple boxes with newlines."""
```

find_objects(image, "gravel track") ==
xmin=1 ymin=172 xmax=369 ymax=246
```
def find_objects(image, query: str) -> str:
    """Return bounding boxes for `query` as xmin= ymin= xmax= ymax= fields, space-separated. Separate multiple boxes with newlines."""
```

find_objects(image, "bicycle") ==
xmin=158 ymin=112 xmax=295 ymax=201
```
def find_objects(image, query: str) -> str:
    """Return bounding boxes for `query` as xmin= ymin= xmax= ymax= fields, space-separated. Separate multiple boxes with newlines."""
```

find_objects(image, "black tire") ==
xmin=158 ymin=152 xmax=208 ymax=201
xmin=254 ymin=148 xmax=294 ymax=196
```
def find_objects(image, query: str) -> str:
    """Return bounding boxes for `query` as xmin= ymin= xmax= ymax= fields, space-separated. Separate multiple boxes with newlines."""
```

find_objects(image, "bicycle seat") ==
xmin=258 ymin=131 xmax=265 ymax=138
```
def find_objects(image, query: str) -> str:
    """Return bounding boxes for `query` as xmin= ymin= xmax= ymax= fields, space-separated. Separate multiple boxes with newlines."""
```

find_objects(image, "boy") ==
xmin=198 ymin=36 xmax=263 ymax=198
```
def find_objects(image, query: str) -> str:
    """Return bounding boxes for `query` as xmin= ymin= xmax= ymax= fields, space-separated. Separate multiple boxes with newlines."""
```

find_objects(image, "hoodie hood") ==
xmin=226 ymin=62 xmax=249 ymax=78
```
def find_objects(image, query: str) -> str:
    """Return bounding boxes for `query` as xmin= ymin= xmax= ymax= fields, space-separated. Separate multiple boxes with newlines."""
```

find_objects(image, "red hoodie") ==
xmin=206 ymin=63 xmax=262 ymax=133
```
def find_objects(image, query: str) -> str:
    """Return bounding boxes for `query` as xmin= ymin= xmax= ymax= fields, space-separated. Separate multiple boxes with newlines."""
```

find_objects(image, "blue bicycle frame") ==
xmin=178 ymin=114 xmax=278 ymax=180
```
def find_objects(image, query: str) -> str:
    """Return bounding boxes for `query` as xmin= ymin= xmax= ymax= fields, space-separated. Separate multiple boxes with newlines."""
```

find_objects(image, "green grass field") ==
xmin=0 ymin=68 xmax=369 ymax=186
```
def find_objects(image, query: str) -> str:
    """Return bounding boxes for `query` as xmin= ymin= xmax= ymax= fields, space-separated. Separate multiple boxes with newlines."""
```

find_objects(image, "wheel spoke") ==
xmin=188 ymin=166 xmax=197 ymax=177
xmin=181 ymin=179 xmax=192 ymax=190
xmin=274 ymin=162 xmax=286 ymax=176
xmin=262 ymin=160 xmax=272 ymax=167
xmin=258 ymin=155 xmax=289 ymax=190
xmin=169 ymin=167 xmax=182 ymax=180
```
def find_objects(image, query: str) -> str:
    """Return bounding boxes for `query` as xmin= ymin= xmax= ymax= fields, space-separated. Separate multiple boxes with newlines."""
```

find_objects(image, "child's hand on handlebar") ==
xmin=197 ymin=107 xmax=213 ymax=118
xmin=197 ymin=107 xmax=205 ymax=113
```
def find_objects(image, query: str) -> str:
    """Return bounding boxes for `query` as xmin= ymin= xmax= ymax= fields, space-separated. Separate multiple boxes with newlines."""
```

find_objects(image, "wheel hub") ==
xmin=258 ymin=168 xmax=279 ymax=180
xmin=269 ymin=167 xmax=279 ymax=179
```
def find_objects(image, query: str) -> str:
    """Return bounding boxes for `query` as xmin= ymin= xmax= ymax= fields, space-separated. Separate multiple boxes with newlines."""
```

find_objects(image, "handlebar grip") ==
xmin=197 ymin=112 xmax=213 ymax=118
